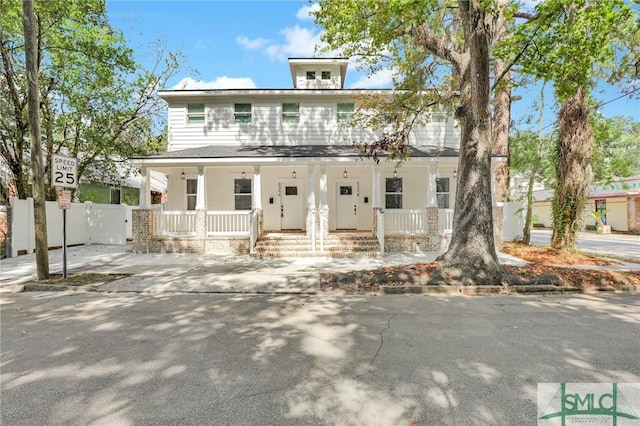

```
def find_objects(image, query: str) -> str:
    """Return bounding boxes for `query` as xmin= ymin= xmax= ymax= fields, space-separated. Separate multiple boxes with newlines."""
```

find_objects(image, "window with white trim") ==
xmin=234 ymin=179 xmax=252 ymax=210
xmin=385 ymin=178 xmax=403 ymax=209
xmin=187 ymin=103 xmax=205 ymax=124
xmin=337 ymin=103 xmax=355 ymax=123
xmin=282 ymin=103 xmax=300 ymax=123
xmin=436 ymin=178 xmax=450 ymax=209
xmin=186 ymin=179 xmax=197 ymax=210
xmin=234 ymin=103 xmax=252 ymax=124
xmin=306 ymin=71 xmax=316 ymax=80
xmin=321 ymin=71 xmax=331 ymax=80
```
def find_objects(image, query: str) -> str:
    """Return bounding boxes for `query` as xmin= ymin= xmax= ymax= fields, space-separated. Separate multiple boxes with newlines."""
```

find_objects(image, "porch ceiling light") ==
xmin=343 ymin=169 xmax=348 ymax=179
xmin=393 ymin=169 xmax=398 ymax=178
xmin=292 ymin=169 xmax=296 ymax=179
xmin=180 ymin=169 xmax=186 ymax=180
xmin=242 ymin=169 xmax=246 ymax=179
xmin=453 ymin=169 xmax=457 ymax=179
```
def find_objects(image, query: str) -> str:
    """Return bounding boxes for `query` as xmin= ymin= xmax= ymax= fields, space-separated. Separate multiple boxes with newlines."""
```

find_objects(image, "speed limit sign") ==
xmin=51 ymin=154 xmax=78 ymax=189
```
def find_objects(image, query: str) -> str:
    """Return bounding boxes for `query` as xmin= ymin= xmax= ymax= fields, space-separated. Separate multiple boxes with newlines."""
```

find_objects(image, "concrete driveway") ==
xmin=1 ymin=292 xmax=639 ymax=425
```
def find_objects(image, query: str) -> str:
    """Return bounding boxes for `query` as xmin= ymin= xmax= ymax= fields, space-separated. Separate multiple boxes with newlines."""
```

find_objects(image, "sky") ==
xmin=106 ymin=1 xmax=640 ymax=130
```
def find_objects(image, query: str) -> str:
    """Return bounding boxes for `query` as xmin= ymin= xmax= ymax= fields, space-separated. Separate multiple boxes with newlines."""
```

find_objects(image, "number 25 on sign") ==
xmin=51 ymin=154 xmax=78 ymax=189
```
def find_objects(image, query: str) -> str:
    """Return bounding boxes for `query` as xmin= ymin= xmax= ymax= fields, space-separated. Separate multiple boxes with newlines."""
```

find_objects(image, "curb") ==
xmin=381 ymin=284 xmax=640 ymax=295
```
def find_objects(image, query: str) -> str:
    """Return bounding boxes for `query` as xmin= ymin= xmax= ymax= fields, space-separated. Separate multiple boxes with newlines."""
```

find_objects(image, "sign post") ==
xmin=52 ymin=155 xmax=77 ymax=279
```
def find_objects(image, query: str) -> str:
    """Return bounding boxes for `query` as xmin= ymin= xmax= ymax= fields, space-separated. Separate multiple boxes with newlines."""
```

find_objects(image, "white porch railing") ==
xmin=438 ymin=209 xmax=454 ymax=233
xmin=154 ymin=211 xmax=196 ymax=236
xmin=384 ymin=209 xmax=429 ymax=234
xmin=207 ymin=210 xmax=250 ymax=235
xmin=376 ymin=209 xmax=385 ymax=254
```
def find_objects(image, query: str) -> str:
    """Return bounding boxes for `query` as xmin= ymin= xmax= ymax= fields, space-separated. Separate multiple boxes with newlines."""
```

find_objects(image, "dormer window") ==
xmin=187 ymin=103 xmax=205 ymax=124
xmin=321 ymin=71 xmax=331 ymax=80
xmin=306 ymin=71 xmax=316 ymax=80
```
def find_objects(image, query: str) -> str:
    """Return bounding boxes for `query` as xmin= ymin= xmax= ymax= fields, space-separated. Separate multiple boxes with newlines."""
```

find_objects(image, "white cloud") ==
xmin=171 ymin=76 xmax=257 ymax=90
xmin=296 ymin=3 xmax=320 ymax=21
xmin=349 ymin=69 xmax=394 ymax=89
xmin=265 ymin=25 xmax=323 ymax=62
xmin=236 ymin=35 xmax=271 ymax=50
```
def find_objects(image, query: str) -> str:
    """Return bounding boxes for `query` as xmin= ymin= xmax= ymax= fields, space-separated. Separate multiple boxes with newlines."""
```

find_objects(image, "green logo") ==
xmin=538 ymin=383 xmax=640 ymax=425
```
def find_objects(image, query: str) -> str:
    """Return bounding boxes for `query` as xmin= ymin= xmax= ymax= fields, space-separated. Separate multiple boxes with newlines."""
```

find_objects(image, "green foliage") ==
xmin=0 ymin=0 xmax=183 ymax=199
xmin=591 ymin=115 xmax=640 ymax=184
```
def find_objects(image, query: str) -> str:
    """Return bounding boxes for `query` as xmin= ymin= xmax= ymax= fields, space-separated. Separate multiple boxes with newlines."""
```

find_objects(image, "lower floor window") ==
xmin=186 ymin=179 xmax=197 ymax=210
xmin=385 ymin=177 xmax=403 ymax=209
xmin=436 ymin=178 xmax=450 ymax=209
xmin=234 ymin=178 xmax=252 ymax=210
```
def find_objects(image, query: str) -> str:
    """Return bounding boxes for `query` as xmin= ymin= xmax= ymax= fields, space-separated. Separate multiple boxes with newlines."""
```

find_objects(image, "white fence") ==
xmin=8 ymin=197 xmax=133 ymax=257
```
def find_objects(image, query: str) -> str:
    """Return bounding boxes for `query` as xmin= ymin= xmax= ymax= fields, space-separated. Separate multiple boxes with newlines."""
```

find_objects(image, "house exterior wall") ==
xmin=532 ymin=198 xmax=631 ymax=231
xmin=165 ymin=96 xmax=461 ymax=152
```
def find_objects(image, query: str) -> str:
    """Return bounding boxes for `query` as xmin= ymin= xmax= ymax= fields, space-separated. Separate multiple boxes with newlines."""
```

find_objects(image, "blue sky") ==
xmin=106 ymin=1 xmax=639 ymax=129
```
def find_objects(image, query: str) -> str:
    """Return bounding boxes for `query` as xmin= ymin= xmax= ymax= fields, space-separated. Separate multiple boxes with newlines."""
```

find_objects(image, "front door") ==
xmin=336 ymin=182 xmax=357 ymax=230
xmin=280 ymin=183 xmax=302 ymax=230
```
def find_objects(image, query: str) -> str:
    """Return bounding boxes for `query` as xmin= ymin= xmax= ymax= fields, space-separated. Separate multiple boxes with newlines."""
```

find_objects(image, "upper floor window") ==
xmin=430 ymin=112 xmax=448 ymax=123
xmin=234 ymin=103 xmax=252 ymax=124
xmin=385 ymin=177 xmax=403 ymax=209
xmin=321 ymin=71 xmax=331 ymax=80
xmin=282 ymin=103 xmax=300 ymax=124
xmin=337 ymin=103 xmax=355 ymax=124
xmin=187 ymin=103 xmax=205 ymax=124
xmin=186 ymin=179 xmax=198 ymax=210
xmin=436 ymin=177 xmax=450 ymax=209
xmin=306 ymin=71 xmax=316 ymax=80
xmin=234 ymin=179 xmax=252 ymax=210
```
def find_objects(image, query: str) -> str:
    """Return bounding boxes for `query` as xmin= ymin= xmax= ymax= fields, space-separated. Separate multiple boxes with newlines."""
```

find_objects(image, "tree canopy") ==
xmin=0 ymin=0 xmax=181 ymax=202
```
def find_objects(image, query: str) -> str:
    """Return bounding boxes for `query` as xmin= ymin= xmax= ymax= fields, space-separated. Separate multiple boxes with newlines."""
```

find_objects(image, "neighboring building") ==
xmin=130 ymin=58 xmax=506 ymax=256
xmin=532 ymin=174 xmax=640 ymax=234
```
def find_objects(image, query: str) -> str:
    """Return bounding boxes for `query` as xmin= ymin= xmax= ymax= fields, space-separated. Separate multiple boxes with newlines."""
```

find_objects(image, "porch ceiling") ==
xmin=130 ymin=144 xmax=470 ymax=166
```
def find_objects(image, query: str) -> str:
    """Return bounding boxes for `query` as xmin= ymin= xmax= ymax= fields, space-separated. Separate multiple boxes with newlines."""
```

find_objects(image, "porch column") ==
xmin=196 ymin=166 xmax=206 ymax=210
xmin=253 ymin=166 xmax=263 ymax=235
xmin=491 ymin=162 xmax=504 ymax=251
xmin=253 ymin=166 xmax=262 ymax=209
xmin=306 ymin=165 xmax=316 ymax=239
xmin=372 ymin=165 xmax=381 ymax=208
xmin=195 ymin=166 xmax=207 ymax=251
xmin=139 ymin=166 xmax=149 ymax=209
xmin=319 ymin=165 xmax=329 ymax=239
xmin=426 ymin=165 xmax=437 ymax=208
xmin=425 ymin=165 xmax=440 ymax=249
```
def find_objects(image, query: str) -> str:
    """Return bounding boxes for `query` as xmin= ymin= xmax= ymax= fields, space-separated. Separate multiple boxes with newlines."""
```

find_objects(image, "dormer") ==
xmin=288 ymin=57 xmax=349 ymax=89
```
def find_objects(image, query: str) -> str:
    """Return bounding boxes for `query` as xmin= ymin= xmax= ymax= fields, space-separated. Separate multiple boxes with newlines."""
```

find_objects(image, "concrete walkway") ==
xmin=1 ymin=232 xmax=638 ymax=294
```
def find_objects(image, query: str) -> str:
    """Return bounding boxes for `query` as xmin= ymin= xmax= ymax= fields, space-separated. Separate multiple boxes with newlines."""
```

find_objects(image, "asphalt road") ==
xmin=529 ymin=229 xmax=640 ymax=260
xmin=2 ymin=292 xmax=639 ymax=425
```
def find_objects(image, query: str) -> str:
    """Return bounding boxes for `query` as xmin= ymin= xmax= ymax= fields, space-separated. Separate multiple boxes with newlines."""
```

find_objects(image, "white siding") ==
xmin=165 ymin=96 xmax=460 ymax=152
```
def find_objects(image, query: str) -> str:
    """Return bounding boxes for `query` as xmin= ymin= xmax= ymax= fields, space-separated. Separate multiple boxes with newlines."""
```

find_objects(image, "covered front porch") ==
xmin=131 ymin=145 xmax=496 ymax=257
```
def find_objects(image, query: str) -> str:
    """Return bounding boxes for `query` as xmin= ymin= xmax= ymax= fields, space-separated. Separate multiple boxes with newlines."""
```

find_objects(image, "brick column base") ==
xmin=306 ymin=207 xmax=317 ymax=237
xmin=493 ymin=204 xmax=504 ymax=252
xmin=132 ymin=209 xmax=152 ymax=253
xmin=628 ymin=197 xmax=640 ymax=234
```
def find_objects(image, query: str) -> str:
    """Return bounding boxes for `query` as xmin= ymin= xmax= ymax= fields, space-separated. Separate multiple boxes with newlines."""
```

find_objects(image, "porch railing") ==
xmin=384 ymin=209 xmax=428 ymax=234
xmin=154 ymin=211 xmax=196 ymax=236
xmin=438 ymin=209 xmax=454 ymax=233
xmin=207 ymin=210 xmax=250 ymax=235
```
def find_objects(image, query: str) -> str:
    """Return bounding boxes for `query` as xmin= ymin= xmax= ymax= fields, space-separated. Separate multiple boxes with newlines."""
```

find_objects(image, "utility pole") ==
xmin=22 ymin=0 xmax=49 ymax=279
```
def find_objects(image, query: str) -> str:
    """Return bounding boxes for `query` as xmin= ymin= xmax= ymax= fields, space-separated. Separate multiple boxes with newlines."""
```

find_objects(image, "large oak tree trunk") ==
xmin=432 ymin=1 xmax=509 ymax=285
xmin=550 ymin=88 xmax=593 ymax=250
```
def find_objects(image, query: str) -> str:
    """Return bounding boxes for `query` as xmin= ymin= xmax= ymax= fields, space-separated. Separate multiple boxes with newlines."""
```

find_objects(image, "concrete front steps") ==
xmin=252 ymin=232 xmax=381 ymax=258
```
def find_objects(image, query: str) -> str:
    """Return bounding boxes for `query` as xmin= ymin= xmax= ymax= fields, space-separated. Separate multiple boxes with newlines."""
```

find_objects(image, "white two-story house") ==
xmin=131 ymin=58 xmax=505 ymax=257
